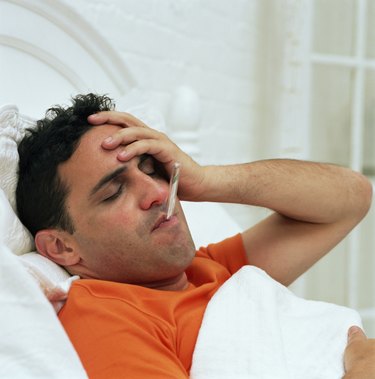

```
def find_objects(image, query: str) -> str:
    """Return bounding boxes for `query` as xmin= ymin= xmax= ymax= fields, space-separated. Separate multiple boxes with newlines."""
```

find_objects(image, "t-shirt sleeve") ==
xmin=195 ymin=233 xmax=248 ymax=275
xmin=59 ymin=285 xmax=189 ymax=379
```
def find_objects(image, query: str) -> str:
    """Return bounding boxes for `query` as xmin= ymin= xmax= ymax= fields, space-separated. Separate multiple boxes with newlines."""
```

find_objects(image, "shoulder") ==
xmin=59 ymin=280 xmax=169 ymax=326
xmin=195 ymin=233 xmax=247 ymax=274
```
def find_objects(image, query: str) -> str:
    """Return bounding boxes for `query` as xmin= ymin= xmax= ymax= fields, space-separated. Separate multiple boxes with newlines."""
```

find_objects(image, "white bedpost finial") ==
xmin=167 ymin=86 xmax=201 ymax=161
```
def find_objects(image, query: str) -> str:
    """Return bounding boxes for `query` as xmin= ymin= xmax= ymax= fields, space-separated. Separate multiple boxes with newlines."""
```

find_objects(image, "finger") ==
xmin=116 ymin=140 xmax=174 ymax=166
xmin=88 ymin=111 xmax=148 ymax=128
xmin=347 ymin=326 xmax=367 ymax=344
xmin=102 ymin=127 xmax=165 ymax=149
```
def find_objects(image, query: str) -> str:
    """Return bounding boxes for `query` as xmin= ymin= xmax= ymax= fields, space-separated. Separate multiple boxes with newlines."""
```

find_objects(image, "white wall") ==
xmin=62 ymin=0 xmax=260 ymax=163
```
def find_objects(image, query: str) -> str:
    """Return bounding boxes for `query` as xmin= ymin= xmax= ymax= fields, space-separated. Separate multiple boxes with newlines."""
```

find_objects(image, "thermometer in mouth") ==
xmin=165 ymin=162 xmax=181 ymax=220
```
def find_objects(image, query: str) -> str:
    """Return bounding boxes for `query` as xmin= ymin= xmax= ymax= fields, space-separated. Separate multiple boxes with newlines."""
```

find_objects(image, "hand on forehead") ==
xmin=88 ymin=111 xmax=148 ymax=129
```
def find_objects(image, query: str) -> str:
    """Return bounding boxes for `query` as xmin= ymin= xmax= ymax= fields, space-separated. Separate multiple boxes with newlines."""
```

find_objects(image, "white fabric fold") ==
xmin=191 ymin=266 xmax=362 ymax=379
xmin=0 ymin=104 xmax=35 ymax=210
xmin=0 ymin=242 xmax=87 ymax=378
xmin=19 ymin=252 xmax=79 ymax=313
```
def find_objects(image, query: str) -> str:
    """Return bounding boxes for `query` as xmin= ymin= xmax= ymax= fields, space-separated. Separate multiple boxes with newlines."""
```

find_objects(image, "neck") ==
xmin=143 ymin=272 xmax=189 ymax=291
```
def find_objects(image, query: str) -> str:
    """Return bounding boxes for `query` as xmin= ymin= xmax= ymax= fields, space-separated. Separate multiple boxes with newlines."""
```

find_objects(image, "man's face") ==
xmin=58 ymin=124 xmax=196 ymax=287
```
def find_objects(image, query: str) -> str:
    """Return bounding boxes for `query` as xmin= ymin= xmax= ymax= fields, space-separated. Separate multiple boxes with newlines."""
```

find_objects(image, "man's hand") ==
xmin=344 ymin=326 xmax=375 ymax=379
xmin=88 ymin=111 xmax=207 ymax=201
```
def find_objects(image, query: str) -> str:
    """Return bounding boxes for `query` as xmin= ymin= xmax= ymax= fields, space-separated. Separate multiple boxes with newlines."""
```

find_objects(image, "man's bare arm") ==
xmin=202 ymin=160 xmax=372 ymax=285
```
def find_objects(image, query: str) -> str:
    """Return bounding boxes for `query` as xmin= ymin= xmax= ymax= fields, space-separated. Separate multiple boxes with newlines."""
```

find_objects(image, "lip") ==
xmin=151 ymin=214 xmax=176 ymax=232
xmin=152 ymin=214 xmax=167 ymax=231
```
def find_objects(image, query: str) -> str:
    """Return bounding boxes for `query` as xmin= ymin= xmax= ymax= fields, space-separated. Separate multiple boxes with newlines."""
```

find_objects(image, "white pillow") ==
xmin=0 ymin=187 xmax=33 ymax=254
xmin=0 ymin=104 xmax=34 ymax=254
xmin=0 ymin=104 xmax=34 ymax=206
xmin=0 ymin=105 xmax=75 ymax=309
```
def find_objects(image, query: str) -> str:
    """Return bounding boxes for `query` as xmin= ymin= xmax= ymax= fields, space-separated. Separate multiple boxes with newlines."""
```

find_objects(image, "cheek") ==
xmin=74 ymin=208 xmax=135 ymax=246
xmin=73 ymin=221 xmax=139 ymax=269
xmin=84 ymin=204 xmax=133 ymax=229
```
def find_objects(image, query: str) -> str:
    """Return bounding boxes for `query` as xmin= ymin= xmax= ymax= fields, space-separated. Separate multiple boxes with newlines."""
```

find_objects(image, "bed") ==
xmin=0 ymin=2 xmax=364 ymax=378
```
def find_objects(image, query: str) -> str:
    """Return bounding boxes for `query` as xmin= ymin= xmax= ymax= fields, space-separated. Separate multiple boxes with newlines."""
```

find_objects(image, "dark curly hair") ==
xmin=16 ymin=93 xmax=115 ymax=236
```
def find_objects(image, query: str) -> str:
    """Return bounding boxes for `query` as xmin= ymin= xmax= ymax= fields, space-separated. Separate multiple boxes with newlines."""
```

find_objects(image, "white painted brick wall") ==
xmin=61 ymin=0 xmax=265 ymax=227
xmin=61 ymin=0 xmax=260 ymax=160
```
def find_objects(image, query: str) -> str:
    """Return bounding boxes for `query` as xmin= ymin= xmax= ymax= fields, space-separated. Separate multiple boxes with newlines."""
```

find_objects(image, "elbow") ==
xmin=353 ymin=173 xmax=373 ymax=221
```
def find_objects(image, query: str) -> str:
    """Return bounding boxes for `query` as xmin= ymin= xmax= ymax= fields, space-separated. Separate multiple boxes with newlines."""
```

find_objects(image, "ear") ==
xmin=35 ymin=229 xmax=80 ymax=266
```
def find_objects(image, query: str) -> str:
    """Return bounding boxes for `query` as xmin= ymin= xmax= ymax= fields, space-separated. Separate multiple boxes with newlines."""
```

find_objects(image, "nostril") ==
xmin=140 ymin=178 xmax=169 ymax=210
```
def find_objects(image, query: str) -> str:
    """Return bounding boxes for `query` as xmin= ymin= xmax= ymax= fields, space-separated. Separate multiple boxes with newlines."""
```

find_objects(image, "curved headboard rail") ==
xmin=4 ymin=0 xmax=135 ymax=93
xmin=0 ymin=0 xmax=135 ymax=116
xmin=0 ymin=35 xmax=88 ymax=90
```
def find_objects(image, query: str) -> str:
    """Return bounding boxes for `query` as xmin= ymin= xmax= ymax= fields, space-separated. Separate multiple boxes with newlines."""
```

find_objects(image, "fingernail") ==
xmin=118 ymin=151 xmax=129 ymax=160
xmin=348 ymin=326 xmax=360 ymax=336
xmin=103 ymin=137 xmax=113 ymax=144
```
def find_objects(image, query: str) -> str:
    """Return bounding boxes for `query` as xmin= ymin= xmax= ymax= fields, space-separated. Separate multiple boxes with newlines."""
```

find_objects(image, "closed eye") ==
xmin=103 ymin=184 xmax=124 ymax=202
xmin=139 ymin=155 xmax=157 ymax=176
xmin=138 ymin=155 xmax=168 ymax=181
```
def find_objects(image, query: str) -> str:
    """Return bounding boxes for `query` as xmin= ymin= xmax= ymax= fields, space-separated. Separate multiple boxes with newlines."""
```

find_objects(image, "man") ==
xmin=16 ymin=93 xmax=372 ymax=378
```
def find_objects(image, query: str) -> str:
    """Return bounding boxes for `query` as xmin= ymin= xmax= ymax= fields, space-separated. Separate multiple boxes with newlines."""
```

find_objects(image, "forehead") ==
xmin=58 ymin=124 xmax=123 ymax=192
xmin=78 ymin=124 xmax=121 ymax=156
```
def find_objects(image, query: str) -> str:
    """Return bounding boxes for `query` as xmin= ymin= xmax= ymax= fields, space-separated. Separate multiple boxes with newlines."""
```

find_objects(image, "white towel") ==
xmin=190 ymin=266 xmax=362 ymax=379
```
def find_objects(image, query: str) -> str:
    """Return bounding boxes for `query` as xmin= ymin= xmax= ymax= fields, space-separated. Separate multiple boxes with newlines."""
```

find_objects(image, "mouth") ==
xmin=152 ymin=214 xmax=168 ymax=231
xmin=151 ymin=214 xmax=177 ymax=232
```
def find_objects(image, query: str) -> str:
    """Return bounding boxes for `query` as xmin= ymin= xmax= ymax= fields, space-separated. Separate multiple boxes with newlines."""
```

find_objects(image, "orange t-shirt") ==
xmin=59 ymin=234 xmax=247 ymax=379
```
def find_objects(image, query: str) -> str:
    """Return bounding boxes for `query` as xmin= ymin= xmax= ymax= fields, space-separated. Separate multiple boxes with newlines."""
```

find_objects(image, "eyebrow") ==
xmin=89 ymin=166 xmax=127 ymax=199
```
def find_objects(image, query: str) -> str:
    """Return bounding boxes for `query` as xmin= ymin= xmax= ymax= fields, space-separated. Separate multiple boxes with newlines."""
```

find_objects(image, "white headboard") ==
xmin=0 ymin=0 xmax=133 ymax=117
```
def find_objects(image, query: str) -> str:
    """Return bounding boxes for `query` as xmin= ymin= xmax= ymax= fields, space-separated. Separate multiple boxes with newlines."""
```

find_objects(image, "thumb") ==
xmin=347 ymin=326 xmax=367 ymax=345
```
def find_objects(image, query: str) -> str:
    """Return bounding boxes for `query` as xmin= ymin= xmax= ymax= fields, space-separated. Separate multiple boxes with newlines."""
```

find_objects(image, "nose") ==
xmin=137 ymin=174 xmax=169 ymax=210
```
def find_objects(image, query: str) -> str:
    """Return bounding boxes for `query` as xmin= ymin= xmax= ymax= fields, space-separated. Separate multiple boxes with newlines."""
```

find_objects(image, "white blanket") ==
xmin=190 ymin=266 xmax=362 ymax=379
xmin=0 ymin=242 xmax=87 ymax=379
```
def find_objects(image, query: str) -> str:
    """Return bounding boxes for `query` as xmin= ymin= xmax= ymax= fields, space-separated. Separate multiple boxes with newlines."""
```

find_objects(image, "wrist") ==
xmin=192 ymin=165 xmax=239 ymax=203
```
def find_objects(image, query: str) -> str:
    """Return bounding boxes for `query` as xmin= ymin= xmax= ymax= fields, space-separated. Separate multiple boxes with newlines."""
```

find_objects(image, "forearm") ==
xmin=197 ymin=159 xmax=372 ymax=224
xmin=343 ymin=372 xmax=367 ymax=379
